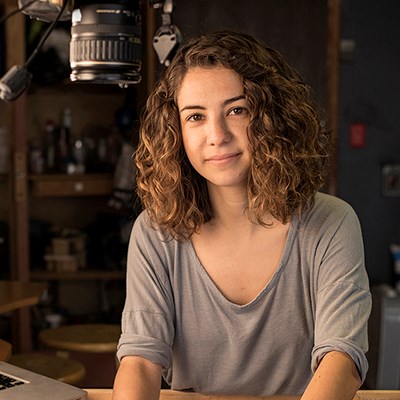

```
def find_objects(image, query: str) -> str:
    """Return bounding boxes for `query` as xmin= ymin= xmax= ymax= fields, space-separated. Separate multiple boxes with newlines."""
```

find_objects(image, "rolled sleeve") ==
xmin=117 ymin=311 xmax=173 ymax=368
xmin=312 ymin=283 xmax=371 ymax=381
xmin=117 ymin=213 xmax=175 ymax=369
xmin=311 ymin=205 xmax=372 ymax=382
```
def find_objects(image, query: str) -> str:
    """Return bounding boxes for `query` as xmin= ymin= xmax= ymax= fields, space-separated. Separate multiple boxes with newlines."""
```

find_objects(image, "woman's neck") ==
xmin=207 ymin=183 xmax=272 ymax=233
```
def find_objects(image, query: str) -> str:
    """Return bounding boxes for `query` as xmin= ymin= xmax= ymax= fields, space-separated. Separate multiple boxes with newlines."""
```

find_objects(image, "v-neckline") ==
xmin=187 ymin=216 xmax=298 ymax=309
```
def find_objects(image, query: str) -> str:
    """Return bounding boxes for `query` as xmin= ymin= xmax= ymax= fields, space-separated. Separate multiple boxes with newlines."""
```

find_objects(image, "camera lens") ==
xmin=70 ymin=1 xmax=142 ymax=85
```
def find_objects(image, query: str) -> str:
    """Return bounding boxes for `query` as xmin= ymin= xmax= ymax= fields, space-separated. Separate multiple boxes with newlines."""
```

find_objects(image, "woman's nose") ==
xmin=207 ymin=117 xmax=231 ymax=146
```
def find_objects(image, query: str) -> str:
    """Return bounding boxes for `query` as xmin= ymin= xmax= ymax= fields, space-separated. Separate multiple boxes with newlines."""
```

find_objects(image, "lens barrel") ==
xmin=70 ymin=2 xmax=142 ymax=85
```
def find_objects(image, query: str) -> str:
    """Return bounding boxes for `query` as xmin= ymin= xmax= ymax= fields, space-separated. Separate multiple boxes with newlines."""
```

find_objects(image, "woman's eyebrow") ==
xmin=179 ymin=94 xmax=245 ymax=113
xmin=179 ymin=104 xmax=206 ymax=113
xmin=222 ymin=94 xmax=245 ymax=107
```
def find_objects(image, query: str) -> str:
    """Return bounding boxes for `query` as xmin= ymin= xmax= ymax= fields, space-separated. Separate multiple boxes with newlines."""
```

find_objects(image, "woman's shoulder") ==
xmin=132 ymin=210 xmax=168 ymax=240
xmin=314 ymin=192 xmax=357 ymax=214
xmin=303 ymin=192 xmax=360 ymax=228
xmin=132 ymin=210 xmax=181 ymax=245
xmin=134 ymin=209 xmax=151 ymax=227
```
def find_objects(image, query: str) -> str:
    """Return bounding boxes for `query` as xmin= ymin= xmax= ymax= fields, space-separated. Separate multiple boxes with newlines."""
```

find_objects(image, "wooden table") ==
xmin=0 ymin=280 xmax=47 ymax=314
xmin=84 ymin=389 xmax=400 ymax=400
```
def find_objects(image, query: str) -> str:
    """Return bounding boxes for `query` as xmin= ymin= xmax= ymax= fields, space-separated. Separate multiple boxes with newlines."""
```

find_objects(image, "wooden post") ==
xmin=144 ymin=5 xmax=157 ymax=94
xmin=327 ymin=0 xmax=341 ymax=195
xmin=4 ymin=0 xmax=32 ymax=352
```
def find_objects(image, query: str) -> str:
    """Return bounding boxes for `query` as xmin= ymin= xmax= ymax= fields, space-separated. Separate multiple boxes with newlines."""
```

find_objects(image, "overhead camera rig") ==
xmin=0 ymin=0 xmax=183 ymax=102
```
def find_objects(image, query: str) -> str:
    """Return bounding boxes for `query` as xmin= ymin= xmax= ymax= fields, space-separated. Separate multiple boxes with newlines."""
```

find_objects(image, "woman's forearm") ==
xmin=301 ymin=351 xmax=361 ymax=400
xmin=112 ymin=355 xmax=162 ymax=400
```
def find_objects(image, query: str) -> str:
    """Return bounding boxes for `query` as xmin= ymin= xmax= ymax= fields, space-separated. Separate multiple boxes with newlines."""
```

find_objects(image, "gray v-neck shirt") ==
xmin=117 ymin=192 xmax=371 ymax=396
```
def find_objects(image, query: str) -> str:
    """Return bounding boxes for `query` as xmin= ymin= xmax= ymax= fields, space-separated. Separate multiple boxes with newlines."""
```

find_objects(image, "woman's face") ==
xmin=177 ymin=66 xmax=252 ymax=191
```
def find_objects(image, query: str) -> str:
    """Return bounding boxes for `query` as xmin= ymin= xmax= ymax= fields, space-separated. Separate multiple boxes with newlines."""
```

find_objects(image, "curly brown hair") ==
xmin=135 ymin=30 xmax=332 ymax=239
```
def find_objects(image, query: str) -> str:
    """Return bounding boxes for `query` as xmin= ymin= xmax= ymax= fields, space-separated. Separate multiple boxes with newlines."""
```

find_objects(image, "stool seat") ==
xmin=9 ymin=353 xmax=86 ymax=385
xmin=39 ymin=324 xmax=121 ymax=353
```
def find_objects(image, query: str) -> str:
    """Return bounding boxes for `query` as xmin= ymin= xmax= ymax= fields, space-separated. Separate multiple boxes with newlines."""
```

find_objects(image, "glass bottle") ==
xmin=44 ymin=120 xmax=56 ymax=173
xmin=58 ymin=107 xmax=73 ymax=173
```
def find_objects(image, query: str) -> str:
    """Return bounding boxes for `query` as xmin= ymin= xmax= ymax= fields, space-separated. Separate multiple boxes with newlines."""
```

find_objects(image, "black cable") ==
xmin=0 ymin=0 xmax=71 ymax=102
xmin=24 ymin=0 xmax=70 ymax=69
xmin=0 ymin=0 xmax=39 ymax=25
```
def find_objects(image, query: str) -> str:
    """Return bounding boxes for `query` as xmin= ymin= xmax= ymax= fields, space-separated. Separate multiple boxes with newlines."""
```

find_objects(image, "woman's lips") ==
xmin=206 ymin=152 xmax=241 ymax=163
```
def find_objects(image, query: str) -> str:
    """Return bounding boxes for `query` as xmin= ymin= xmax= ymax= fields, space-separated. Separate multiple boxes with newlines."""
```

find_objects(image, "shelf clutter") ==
xmin=44 ymin=229 xmax=87 ymax=273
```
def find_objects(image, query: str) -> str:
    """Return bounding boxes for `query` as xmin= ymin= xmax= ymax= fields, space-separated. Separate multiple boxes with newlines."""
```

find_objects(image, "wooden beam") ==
xmin=5 ymin=0 xmax=29 ymax=281
xmin=327 ymin=0 xmax=341 ymax=195
xmin=4 ymin=0 xmax=32 ymax=353
xmin=144 ymin=5 xmax=157 ymax=94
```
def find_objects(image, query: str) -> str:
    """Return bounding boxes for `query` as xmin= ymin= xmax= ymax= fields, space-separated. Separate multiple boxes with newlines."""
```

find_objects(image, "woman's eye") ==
xmin=187 ymin=113 xmax=203 ymax=122
xmin=229 ymin=107 xmax=247 ymax=116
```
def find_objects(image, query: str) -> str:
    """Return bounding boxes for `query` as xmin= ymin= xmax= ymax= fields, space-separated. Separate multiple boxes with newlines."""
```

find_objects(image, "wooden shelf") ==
xmin=31 ymin=269 xmax=125 ymax=281
xmin=28 ymin=80 xmax=128 ymax=95
xmin=2 ymin=1 xmax=155 ymax=352
xmin=29 ymin=173 xmax=114 ymax=197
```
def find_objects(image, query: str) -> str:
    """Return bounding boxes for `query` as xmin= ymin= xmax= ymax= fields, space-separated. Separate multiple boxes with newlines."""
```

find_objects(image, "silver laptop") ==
xmin=0 ymin=361 xmax=87 ymax=400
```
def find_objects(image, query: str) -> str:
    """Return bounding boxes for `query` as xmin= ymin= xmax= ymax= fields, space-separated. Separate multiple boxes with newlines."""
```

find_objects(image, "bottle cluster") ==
xmin=29 ymin=108 xmax=121 ymax=175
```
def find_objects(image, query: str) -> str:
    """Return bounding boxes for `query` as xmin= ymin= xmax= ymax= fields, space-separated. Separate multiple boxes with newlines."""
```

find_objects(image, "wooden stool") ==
xmin=39 ymin=324 xmax=121 ymax=353
xmin=0 ymin=339 xmax=12 ymax=362
xmin=9 ymin=353 xmax=86 ymax=385
xmin=39 ymin=324 xmax=121 ymax=388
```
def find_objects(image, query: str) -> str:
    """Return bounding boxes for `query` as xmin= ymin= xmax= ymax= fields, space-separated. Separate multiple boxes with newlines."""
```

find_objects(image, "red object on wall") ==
xmin=349 ymin=123 xmax=366 ymax=148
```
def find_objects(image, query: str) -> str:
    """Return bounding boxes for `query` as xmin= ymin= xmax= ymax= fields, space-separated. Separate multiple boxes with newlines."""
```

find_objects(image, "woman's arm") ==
xmin=112 ymin=355 xmax=162 ymax=400
xmin=301 ymin=351 xmax=361 ymax=400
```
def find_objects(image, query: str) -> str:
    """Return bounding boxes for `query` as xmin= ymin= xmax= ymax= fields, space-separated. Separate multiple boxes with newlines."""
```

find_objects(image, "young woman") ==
xmin=112 ymin=30 xmax=371 ymax=400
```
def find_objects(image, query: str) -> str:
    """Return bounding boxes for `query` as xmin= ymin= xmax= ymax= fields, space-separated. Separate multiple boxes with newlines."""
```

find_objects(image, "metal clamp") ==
xmin=152 ymin=0 xmax=182 ymax=66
